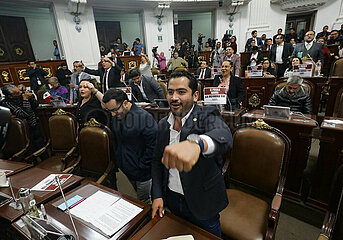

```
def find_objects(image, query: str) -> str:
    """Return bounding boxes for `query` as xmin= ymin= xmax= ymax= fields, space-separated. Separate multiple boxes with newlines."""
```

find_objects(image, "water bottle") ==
xmin=315 ymin=61 xmax=321 ymax=77
xmin=19 ymin=188 xmax=39 ymax=217
xmin=211 ymin=67 xmax=214 ymax=78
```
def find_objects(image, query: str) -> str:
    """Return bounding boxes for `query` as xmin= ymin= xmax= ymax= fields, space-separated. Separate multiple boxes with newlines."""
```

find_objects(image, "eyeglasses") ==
xmin=275 ymin=37 xmax=282 ymax=39
xmin=103 ymin=60 xmax=111 ymax=63
xmin=106 ymin=102 xmax=123 ymax=113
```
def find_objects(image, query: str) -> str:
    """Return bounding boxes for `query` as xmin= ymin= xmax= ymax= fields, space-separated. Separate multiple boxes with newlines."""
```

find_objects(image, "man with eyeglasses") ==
xmin=102 ymin=89 xmax=157 ymax=204
xmin=268 ymin=75 xmax=312 ymax=114
xmin=70 ymin=61 xmax=91 ymax=104
xmin=291 ymin=30 xmax=323 ymax=63
xmin=84 ymin=57 xmax=123 ymax=93
xmin=269 ymin=34 xmax=294 ymax=77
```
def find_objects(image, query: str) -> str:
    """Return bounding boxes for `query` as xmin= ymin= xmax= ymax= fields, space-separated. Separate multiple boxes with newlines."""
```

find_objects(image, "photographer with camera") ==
xmin=197 ymin=33 xmax=206 ymax=52
xmin=26 ymin=60 xmax=49 ymax=95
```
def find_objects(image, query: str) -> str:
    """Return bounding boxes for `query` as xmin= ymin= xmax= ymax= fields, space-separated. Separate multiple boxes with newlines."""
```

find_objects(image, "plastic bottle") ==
xmin=315 ymin=61 xmax=321 ymax=77
xmin=19 ymin=188 xmax=39 ymax=217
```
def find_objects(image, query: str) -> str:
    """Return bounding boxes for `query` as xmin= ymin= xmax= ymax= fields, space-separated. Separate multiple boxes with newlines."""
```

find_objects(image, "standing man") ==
xmin=273 ymin=28 xmax=284 ymax=44
xmin=220 ymin=46 xmax=241 ymax=77
xmin=102 ymin=89 xmax=157 ymax=203
xmin=245 ymin=30 xmax=263 ymax=51
xmin=133 ymin=38 xmax=144 ymax=56
xmin=128 ymin=68 xmax=165 ymax=102
xmin=56 ymin=62 xmax=72 ymax=88
xmin=269 ymin=34 xmax=294 ymax=77
xmin=26 ymin=60 xmax=48 ymax=94
xmin=70 ymin=61 xmax=91 ymax=104
xmin=84 ymin=57 xmax=124 ymax=93
xmin=151 ymin=71 xmax=232 ymax=237
xmin=286 ymin=28 xmax=298 ymax=43
xmin=291 ymin=30 xmax=323 ymax=63
xmin=195 ymin=61 xmax=211 ymax=79
xmin=210 ymin=42 xmax=224 ymax=69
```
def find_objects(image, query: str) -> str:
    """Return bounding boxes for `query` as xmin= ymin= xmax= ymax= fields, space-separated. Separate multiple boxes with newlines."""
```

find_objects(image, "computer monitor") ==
xmin=263 ymin=105 xmax=290 ymax=120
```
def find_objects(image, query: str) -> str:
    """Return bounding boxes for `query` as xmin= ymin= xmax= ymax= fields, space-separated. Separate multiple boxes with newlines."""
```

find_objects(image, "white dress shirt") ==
xmin=199 ymin=68 xmax=206 ymax=79
xmin=167 ymin=105 xmax=215 ymax=195
xmin=275 ymin=42 xmax=284 ymax=64
xmin=135 ymin=79 xmax=148 ymax=101
xmin=250 ymin=52 xmax=258 ymax=66
xmin=103 ymin=68 xmax=110 ymax=93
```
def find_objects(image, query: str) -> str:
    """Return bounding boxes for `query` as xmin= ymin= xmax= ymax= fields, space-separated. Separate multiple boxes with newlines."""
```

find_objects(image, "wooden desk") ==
xmin=198 ymin=78 xmax=214 ymax=88
xmin=0 ymin=167 xmax=83 ymax=223
xmin=326 ymin=77 xmax=343 ymax=116
xmin=242 ymin=77 xmax=277 ymax=110
xmin=307 ymin=117 xmax=343 ymax=210
xmin=0 ymin=160 xmax=32 ymax=177
xmin=145 ymin=107 xmax=170 ymax=123
xmin=130 ymin=212 xmax=221 ymax=240
xmin=118 ymin=55 xmax=141 ymax=71
xmin=222 ymin=109 xmax=246 ymax=133
xmin=241 ymin=110 xmax=317 ymax=201
xmin=13 ymin=182 xmax=151 ymax=240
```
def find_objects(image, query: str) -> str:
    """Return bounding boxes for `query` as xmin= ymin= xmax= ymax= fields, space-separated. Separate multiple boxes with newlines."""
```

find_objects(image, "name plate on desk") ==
xmin=293 ymin=64 xmax=313 ymax=77
xmin=116 ymin=87 xmax=132 ymax=101
xmin=204 ymin=87 xmax=227 ymax=105
xmin=247 ymin=66 xmax=263 ymax=77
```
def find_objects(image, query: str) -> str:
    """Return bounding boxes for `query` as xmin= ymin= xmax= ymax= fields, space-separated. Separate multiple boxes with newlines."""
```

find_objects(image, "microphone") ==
xmin=55 ymin=176 xmax=79 ymax=240
xmin=8 ymin=177 xmax=22 ymax=210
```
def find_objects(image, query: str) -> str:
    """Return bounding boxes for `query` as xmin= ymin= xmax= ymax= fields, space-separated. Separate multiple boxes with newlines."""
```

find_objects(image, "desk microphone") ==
xmin=8 ymin=177 xmax=22 ymax=210
xmin=123 ymin=80 xmax=138 ymax=102
xmin=55 ymin=176 xmax=79 ymax=240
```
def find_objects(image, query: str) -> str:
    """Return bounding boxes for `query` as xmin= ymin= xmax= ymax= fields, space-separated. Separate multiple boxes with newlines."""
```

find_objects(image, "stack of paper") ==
xmin=70 ymin=190 xmax=142 ymax=237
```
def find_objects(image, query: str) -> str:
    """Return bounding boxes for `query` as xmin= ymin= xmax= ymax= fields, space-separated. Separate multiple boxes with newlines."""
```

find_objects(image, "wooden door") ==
xmin=0 ymin=16 xmax=34 ymax=62
xmin=286 ymin=12 xmax=315 ymax=41
xmin=174 ymin=20 xmax=192 ymax=44
xmin=95 ymin=21 xmax=121 ymax=56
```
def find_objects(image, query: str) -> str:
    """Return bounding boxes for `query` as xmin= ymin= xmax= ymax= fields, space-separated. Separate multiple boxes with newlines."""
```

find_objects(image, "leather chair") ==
xmin=35 ymin=109 xmax=78 ymax=171
xmin=151 ymin=67 xmax=159 ymax=76
xmin=65 ymin=118 xmax=116 ymax=187
xmin=1 ymin=117 xmax=30 ymax=161
xmin=318 ymin=165 xmax=343 ymax=240
xmin=333 ymin=86 xmax=343 ymax=118
xmin=36 ymin=89 xmax=46 ymax=104
xmin=174 ymin=67 xmax=187 ymax=72
xmin=221 ymin=119 xmax=291 ymax=240
xmin=157 ymin=78 xmax=168 ymax=97
xmin=274 ymin=79 xmax=315 ymax=100
xmin=330 ymin=58 xmax=343 ymax=77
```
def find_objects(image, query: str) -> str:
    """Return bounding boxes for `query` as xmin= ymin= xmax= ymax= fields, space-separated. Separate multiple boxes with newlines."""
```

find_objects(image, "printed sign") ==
xmin=116 ymin=87 xmax=132 ymax=101
xmin=204 ymin=87 xmax=227 ymax=105
xmin=247 ymin=65 xmax=263 ymax=77
xmin=293 ymin=64 xmax=313 ymax=77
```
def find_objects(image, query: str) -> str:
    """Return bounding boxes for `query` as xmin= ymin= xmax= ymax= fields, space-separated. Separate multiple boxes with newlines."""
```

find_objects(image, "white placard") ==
xmin=247 ymin=65 xmax=263 ymax=77
xmin=116 ymin=87 xmax=132 ymax=101
xmin=204 ymin=87 xmax=227 ymax=105
xmin=293 ymin=64 xmax=313 ymax=77
xmin=31 ymin=174 xmax=72 ymax=191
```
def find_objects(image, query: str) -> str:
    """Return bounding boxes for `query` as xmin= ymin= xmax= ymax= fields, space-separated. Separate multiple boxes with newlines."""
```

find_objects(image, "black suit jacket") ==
xmin=268 ymin=42 xmax=294 ymax=65
xmin=246 ymin=51 xmax=264 ymax=66
xmin=195 ymin=68 xmax=211 ymax=79
xmin=84 ymin=65 xmax=124 ymax=92
xmin=26 ymin=68 xmax=48 ymax=91
xmin=213 ymin=75 xmax=245 ymax=110
xmin=129 ymin=75 xmax=165 ymax=103
xmin=152 ymin=105 xmax=232 ymax=219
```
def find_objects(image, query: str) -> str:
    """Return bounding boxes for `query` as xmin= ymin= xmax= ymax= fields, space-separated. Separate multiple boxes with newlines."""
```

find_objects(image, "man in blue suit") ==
xmin=102 ymin=89 xmax=157 ymax=204
xmin=245 ymin=30 xmax=263 ymax=51
xmin=151 ymin=71 xmax=232 ymax=237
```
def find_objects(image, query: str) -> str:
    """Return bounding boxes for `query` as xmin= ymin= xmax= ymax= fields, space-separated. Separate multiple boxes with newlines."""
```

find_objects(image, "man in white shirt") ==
xmin=269 ymin=34 xmax=294 ymax=77
xmin=195 ymin=61 xmax=211 ymax=79
xmin=151 ymin=71 xmax=232 ymax=237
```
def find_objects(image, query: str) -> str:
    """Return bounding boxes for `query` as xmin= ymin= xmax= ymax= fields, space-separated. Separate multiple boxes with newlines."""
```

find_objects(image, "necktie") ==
xmin=76 ymin=74 xmax=80 ymax=86
xmin=103 ymin=70 xmax=108 ymax=93
xmin=306 ymin=43 xmax=310 ymax=50
xmin=200 ymin=69 xmax=205 ymax=79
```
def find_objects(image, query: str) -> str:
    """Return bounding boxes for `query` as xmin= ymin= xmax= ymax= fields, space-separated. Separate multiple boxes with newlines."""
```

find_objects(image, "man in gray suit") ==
xmin=128 ymin=68 xmax=165 ymax=103
xmin=70 ymin=61 xmax=91 ymax=103
xmin=291 ymin=30 xmax=323 ymax=63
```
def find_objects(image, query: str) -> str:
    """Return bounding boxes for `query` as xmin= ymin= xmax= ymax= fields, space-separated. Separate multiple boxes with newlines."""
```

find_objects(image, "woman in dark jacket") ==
xmin=213 ymin=60 xmax=245 ymax=110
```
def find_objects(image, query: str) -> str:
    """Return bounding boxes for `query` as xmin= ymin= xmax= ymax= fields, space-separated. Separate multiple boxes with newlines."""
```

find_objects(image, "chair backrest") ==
xmin=78 ymin=118 xmax=114 ymax=177
xmin=228 ymin=119 xmax=291 ymax=194
xmin=49 ymin=109 xmax=78 ymax=152
xmin=330 ymin=58 xmax=343 ymax=77
xmin=151 ymin=67 xmax=159 ymax=75
xmin=2 ymin=117 xmax=30 ymax=160
xmin=36 ymin=90 xmax=46 ymax=104
xmin=333 ymin=86 xmax=343 ymax=118
xmin=174 ymin=67 xmax=187 ymax=72
xmin=157 ymin=78 xmax=168 ymax=97
xmin=274 ymin=79 xmax=315 ymax=100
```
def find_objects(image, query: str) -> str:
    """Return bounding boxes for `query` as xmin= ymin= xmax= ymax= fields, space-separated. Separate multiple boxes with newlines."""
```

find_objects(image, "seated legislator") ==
xmin=151 ymin=71 xmax=232 ymax=237
xmin=246 ymin=46 xmax=264 ymax=66
xmin=269 ymin=75 xmax=312 ymax=114
xmin=284 ymin=57 xmax=302 ymax=78
xmin=213 ymin=60 xmax=245 ymax=110
xmin=167 ymin=51 xmax=188 ymax=71
xmin=48 ymin=77 xmax=69 ymax=103
xmin=75 ymin=79 xmax=104 ymax=126
xmin=262 ymin=59 xmax=276 ymax=78
xmin=195 ymin=61 xmax=211 ymax=79
xmin=128 ymin=68 xmax=165 ymax=103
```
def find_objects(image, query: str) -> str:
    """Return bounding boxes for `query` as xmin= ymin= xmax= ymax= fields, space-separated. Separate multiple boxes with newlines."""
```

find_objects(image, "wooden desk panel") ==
xmin=0 ymin=160 xmax=32 ymax=177
xmin=241 ymin=110 xmax=317 ymax=201
xmin=307 ymin=117 xmax=343 ymax=210
xmin=13 ymin=182 xmax=150 ymax=240
xmin=130 ymin=212 xmax=221 ymax=240
xmin=118 ymin=55 xmax=141 ymax=70
xmin=0 ymin=167 xmax=83 ymax=223
xmin=326 ymin=77 xmax=343 ymax=116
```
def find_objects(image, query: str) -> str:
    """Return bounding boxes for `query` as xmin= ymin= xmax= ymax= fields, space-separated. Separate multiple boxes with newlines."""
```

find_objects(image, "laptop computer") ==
xmin=263 ymin=105 xmax=290 ymax=120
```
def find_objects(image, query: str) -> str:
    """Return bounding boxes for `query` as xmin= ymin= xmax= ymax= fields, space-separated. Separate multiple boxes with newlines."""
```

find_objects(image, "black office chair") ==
xmin=0 ymin=106 xmax=11 ymax=150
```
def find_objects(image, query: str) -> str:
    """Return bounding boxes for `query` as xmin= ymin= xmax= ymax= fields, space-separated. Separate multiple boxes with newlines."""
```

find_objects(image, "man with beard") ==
xmin=268 ymin=75 xmax=312 ymax=114
xmin=151 ymin=71 xmax=232 ymax=237
xmin=291 ymin=30 xmax=323 ymax=63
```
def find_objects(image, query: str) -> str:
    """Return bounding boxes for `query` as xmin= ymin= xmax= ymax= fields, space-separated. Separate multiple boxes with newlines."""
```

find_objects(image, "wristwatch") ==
xmin=187 ymin=134 xmax=205 ymax=153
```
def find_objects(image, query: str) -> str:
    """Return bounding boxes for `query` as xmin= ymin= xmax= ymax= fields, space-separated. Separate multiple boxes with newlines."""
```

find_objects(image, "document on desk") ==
xmin=31 ymin=174 xmax=72 ymax=191
xmin=0 ymin=169 xmax=14 ymax=175
xmin=163 ymin=235 xmax=195 ymax=240
xmin=70 ymin=190 xmax=142 ymax=237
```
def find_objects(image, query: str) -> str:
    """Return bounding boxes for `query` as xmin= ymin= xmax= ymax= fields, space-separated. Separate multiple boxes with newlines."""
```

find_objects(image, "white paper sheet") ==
xmin=31 ymin=174 xmax=72 ymax=191
xmin=324 ymin=119 xmax=343 ymax=125
xmin=163 ymin=235 xmax=195 ymax=240
xmin=69 ymin=191 xmax=142 ymax=237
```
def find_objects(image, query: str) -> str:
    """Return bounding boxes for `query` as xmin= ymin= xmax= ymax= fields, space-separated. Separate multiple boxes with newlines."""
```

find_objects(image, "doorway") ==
xmin=174 ymin=20 xmax=192 ymax=45
xmin=286 ymin=12 xmax=316 ymax=42
xmin=95 ymin=21 xmax=121 ymax=56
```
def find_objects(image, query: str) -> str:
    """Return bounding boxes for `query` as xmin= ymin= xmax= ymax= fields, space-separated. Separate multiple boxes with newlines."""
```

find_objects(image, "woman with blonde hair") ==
xmin=139 ymin=53 xmax=153 ymax=77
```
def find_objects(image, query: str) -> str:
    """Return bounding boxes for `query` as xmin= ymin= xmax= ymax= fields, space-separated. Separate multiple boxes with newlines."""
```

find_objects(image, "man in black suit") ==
xmin=286 ymin=28 xmax=298 ymax=43
xmin=246 ymin=46 xmax=264 ymax=66
xmin=128 ymin=68 xmax=165 ymax=102
xmin=84 ymin=57 xmax=124 ymax=93
xmin=269 ymin=34 xmax=294 ymax=77
xmin=195 ymin=61 xmax=211 ymax=79
xmin=110 ymin=51 xmax=124 ymax=69
xmin=151 ymin=71 xmax=232 ymax=237
xmin=56 ymin=62 xmax=72 ymax=87
xmin=245 ymin=30 xmax=263 ymax=51
xmin=26 ymin=60 xmax=48 ymax=93
xmin=273 ymin=28 xmax=285 ymax=44
xmin=291 ymin=30 xmax=323 ymax=63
